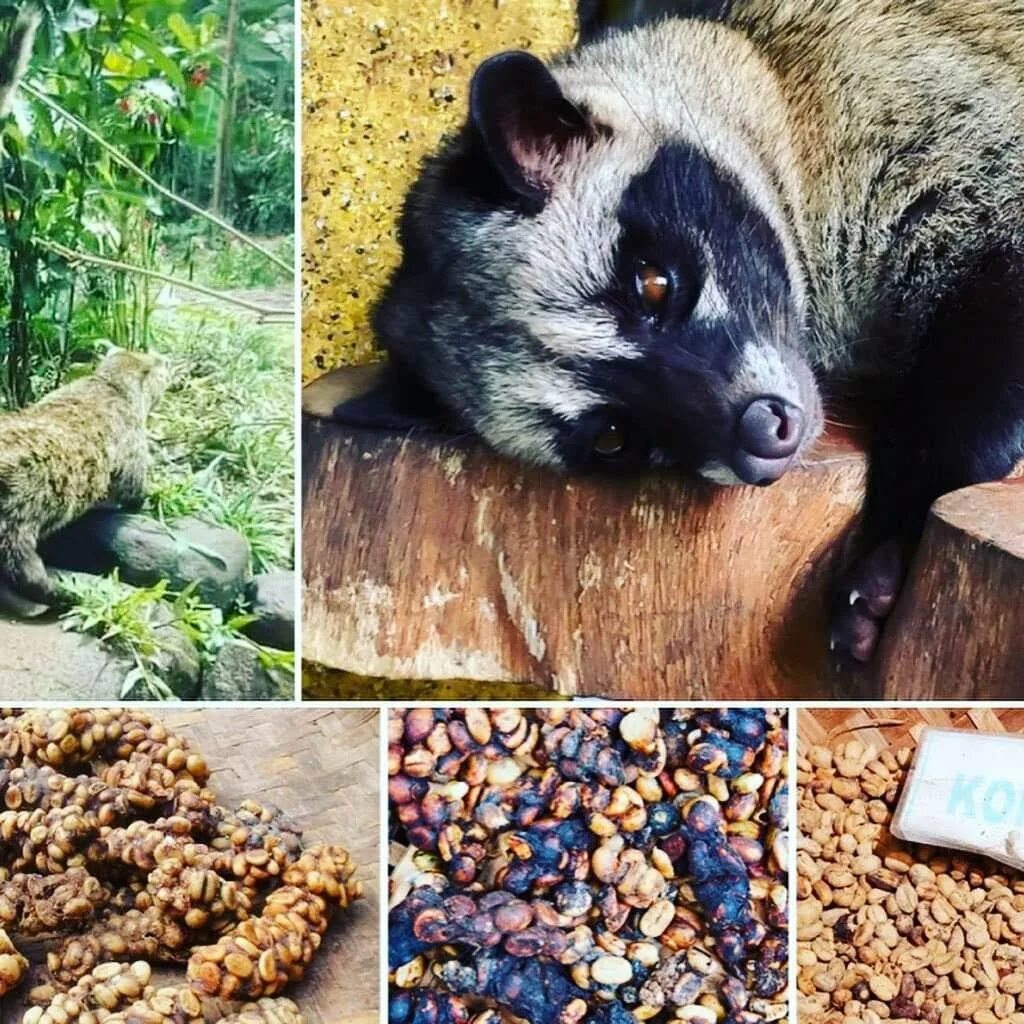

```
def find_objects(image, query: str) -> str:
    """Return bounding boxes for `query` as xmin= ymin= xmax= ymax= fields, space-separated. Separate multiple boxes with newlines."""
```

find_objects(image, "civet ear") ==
xmin=470 ymin=50 xmax=601 ymax=211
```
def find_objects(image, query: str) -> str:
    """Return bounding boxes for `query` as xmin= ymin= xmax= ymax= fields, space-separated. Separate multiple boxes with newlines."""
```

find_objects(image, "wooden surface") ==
xmin=302 ymin=414 xmax=869 ymax=698
xmin=799 ymin=706 xmax=1024 ymax=752
xmin=2 ymin=708 xmax=381 ymax=1024
xmin=878 ymin=479 xmax=1024 ymax=698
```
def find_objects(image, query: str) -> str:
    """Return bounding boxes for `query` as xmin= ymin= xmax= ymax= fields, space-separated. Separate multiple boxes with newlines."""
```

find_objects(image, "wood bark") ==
xmin=302 ymin=414 xmax=872 ymax=698
xmin=878 ymin=479 xmax=1024 ymax=697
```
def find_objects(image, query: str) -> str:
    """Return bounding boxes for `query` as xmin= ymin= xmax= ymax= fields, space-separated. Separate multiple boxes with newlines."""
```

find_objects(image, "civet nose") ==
xmin=732 ymin=396 xmax=804 ymax=485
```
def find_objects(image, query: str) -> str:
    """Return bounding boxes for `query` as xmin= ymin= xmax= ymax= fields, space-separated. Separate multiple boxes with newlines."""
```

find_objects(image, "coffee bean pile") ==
xmin=0 ymin=708 xmax=364 ymax=1024
xmin=798 ymin=733 xmax=1024 ymax=1024
xmin=389 ymin=708 xmax=789 ymax=1024
xmin=22 ymin=959 xmax=305 ymax=1024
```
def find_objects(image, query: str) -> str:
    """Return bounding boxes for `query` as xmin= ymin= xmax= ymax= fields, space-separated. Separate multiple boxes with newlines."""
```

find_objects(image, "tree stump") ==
xmin=302 ymin=411 xmax=870 ymax=698
xmin=878 ymin=479 xmax=1024 ymax=697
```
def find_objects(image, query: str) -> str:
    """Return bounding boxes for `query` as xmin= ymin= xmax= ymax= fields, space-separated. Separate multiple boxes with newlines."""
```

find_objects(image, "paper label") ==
xmin=891 ymin=727 xmax=1024 ymax=870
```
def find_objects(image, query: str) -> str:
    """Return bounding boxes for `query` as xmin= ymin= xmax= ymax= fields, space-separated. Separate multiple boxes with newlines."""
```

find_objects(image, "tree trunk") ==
xmin=301 ymin=404 xmax=871 ymax=699
xmin=877 ymin=478 xmax=1024 ymax=697
xmin=212 ymin=0 xmax=239 ymax=217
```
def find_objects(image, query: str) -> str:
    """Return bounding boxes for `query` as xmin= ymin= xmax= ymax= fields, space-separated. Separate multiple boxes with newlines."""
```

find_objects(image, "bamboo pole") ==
xmin=212 ymin=0 xmax=239 ymax=216
xmin=39 ymin=239 xmax=293 ymax=320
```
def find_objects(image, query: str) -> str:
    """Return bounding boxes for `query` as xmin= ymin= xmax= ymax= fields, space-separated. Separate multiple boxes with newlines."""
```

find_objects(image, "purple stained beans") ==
xmin=389 ymin=708 xmax=789 ymax=1024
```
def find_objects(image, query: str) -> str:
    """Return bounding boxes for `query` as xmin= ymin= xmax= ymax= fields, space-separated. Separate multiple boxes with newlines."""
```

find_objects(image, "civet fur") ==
xmin=0 ymin=352 xmax=169 ymax=607
xmin=328 ymin=0 xmax=1024 ymax=662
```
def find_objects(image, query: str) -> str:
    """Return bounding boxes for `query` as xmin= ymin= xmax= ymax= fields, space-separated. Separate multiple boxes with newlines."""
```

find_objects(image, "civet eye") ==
xmin=636 ymin=261 xmax=670 ymax=314
xmin=593 ymin=417 xmax=628 ymax=457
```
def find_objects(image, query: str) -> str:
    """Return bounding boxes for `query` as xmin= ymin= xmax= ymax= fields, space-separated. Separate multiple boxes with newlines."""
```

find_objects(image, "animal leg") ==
xmin=0 ymin=528 xmax=60 ymax=607
xmin=831 ymin=250 xmax=1024 ymax=663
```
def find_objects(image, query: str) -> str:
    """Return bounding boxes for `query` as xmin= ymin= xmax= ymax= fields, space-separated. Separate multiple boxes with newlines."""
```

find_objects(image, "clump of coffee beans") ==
xmin=0 ymin=708 xmax=363 ymax=1023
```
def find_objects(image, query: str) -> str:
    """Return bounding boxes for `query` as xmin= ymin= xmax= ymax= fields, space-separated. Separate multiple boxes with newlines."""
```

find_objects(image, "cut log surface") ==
xmin=302 ymin=415 xmax=869 ymax=699
xmin=879 ymin=479 xmax=1024 ymax=698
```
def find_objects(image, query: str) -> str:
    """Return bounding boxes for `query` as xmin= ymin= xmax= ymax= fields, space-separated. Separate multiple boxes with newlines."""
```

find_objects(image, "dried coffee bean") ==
xmin=798 ymin=725 xmax=1024 ymax=1024
xmin=0 ymin=927 xmax=27 ymax=995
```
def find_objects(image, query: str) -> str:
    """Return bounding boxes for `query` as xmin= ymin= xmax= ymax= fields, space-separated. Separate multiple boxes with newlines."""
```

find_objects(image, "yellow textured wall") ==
xmin=301 ymin=0 xmax=576 ymax=381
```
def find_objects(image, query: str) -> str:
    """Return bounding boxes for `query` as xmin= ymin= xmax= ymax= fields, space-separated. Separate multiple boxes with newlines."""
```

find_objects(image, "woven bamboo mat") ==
xmin=2 ymin=708 xmax=381 ymax=1024
xmin=799 ymin=706 xmax=1024 ymax=750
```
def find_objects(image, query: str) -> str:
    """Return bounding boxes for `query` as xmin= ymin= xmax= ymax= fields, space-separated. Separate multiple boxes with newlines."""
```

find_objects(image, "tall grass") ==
xmin=145 ymin=305 xmax=294 ymax=574
xmin=158 ymin=230 xmax=295 ymax=291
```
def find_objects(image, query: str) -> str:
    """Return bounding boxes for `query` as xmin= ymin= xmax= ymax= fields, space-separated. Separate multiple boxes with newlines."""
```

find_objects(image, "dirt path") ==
xmin=0 ymin=616 xmax=131 ymax=699
xmin=156 ymin=283 xmax=295 ymax=318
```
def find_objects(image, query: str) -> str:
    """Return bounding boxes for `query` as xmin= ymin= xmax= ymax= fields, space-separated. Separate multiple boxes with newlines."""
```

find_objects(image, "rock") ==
xmin=43 ymin=511 xmax=251 ymax=609
xmin=201 ymin=640 xmax=292 ymax=701
xmin=148 ymin=600 xmax=202 ymax=698
xmin=243 ymin=572 xmax=295 ymax=650
xmin=0 ymin=611 xmax=200 ymax=700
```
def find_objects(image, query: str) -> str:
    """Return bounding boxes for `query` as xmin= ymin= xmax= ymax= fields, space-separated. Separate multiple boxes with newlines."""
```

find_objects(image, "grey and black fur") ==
xmin=0 ymin=351 xmax=169 ymax=609
xmin=328 ymin=0 xmax=1024 ymax=664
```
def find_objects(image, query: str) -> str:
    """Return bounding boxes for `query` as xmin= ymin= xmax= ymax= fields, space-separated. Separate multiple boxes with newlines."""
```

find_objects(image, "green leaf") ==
xmin=126 ymin=29 xmax=187 ymax=91
xmin=242 ymin=0 xmax=294 ymax=24
xmin=120 ymin=668 xmax=144 ymax=697
xmin=103 ymin=50 xmax=135 ymax=76
xmin=236 ymin=35 xmax=288 ymax=69
xmin=166 ymin=12 xmax=197 ymax=51
xmin=198 ymin=13 xmax=219 ymax=47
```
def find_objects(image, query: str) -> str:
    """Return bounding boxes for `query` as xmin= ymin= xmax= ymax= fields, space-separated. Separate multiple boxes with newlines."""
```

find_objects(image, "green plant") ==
xmin=157 ymin=230 xmax=293 ymax=291
xmin=173 ymin=588 xmax=294 ymax=692
xmin=58 ymin=571 xmax=179 ymax=699
xmin=59 ymin=571 xmax=294 ymax=700
xmin=144 ymin=468 xmax=215 ymax=522
xmin=0 ymin=0 xmax=294 ymax=406
xmin=145 ymin=306 xmax=294 ymax=573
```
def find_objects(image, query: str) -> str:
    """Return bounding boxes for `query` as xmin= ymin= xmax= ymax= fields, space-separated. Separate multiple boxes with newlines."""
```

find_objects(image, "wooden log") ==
xmin=878 ymin=478 xmax=1024 ymax=698
xmin=302 ymin=409 xmax=870 ymax=699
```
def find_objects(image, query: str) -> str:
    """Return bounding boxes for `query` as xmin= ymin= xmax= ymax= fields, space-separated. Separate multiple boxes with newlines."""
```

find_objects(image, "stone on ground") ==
xmin=201 ymin=639 xmax=292 ymax=700
xmin=243 ymin=571 xmax=295 ymax=650
xmin=43 ymin=511 xmax=251 ymax=609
